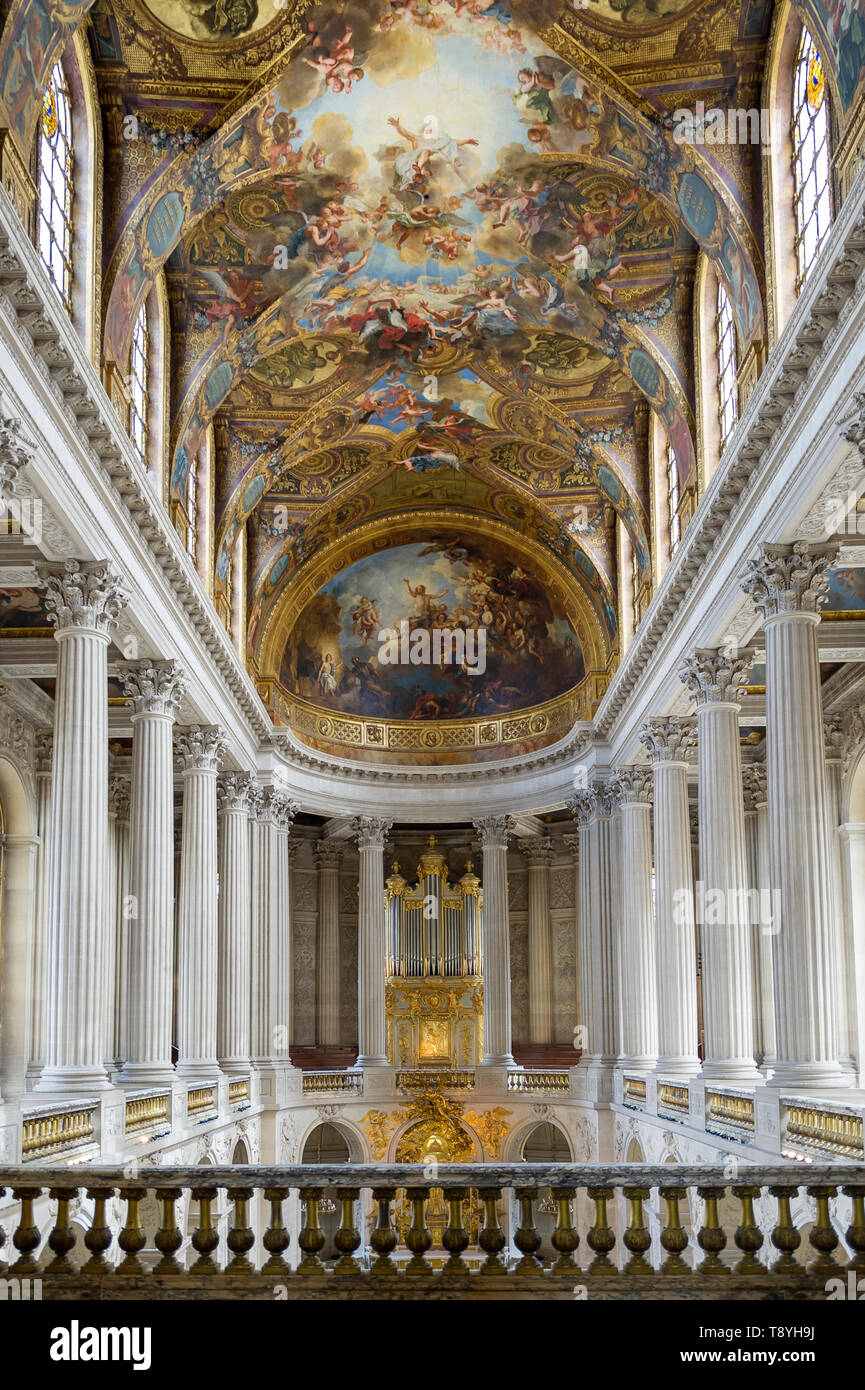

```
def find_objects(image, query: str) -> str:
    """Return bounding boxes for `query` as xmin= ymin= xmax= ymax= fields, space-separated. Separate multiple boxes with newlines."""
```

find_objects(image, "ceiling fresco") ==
xmin=2 ymin=0 xmax=863 ymax=756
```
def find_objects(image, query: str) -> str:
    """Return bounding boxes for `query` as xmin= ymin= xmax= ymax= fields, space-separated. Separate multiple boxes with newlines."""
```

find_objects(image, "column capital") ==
xmin=108 ymin=774 xmax=131 ymax=820
xmin=740 ymin=541 xmax=837 ymax=618
xmin=472 ymin=815 xmax=513 ymax=849
xmin=614 ymin=766 xmax=653 ymax=805
xmin=217 ymin=771 xmax=254 ymax=814
xmin=352 ymin=816 xmax=393 ymax=850
xmin=314 ymin=840 xmax=342 ymax=870
xmin=271 ymin=791 xmax=299 ymax=831
xmin=250 ymin=785 xmax=298 ymax=827
xmin=678 ymin=647 xmax=754 ymax=706
xmin=34 ymin=728 xmax=53 ymax=774
xmin=520 ymin=835 xmax=552 ymax=867
xmin=175 ymin=724 xmax=226 ymax=773
xmin=741 ymin=762 xmax=767 ymax=810
xmin=639 ymin=715 xmax=695 ymax=763
xmin=120 ymin=659 xmax=187 ymax=717
xmin=567 ymin=789 xmax=597 ymax=826
xmin=37 ymin=559 xmax=127 ymax=637
xmin=592 ymin=777 xmax=621 ymax=817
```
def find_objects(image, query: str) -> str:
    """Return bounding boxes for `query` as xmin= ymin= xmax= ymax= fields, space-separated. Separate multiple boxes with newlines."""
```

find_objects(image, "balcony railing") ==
xmin=301 ymin=1072 xmax=363 ymax=1095
xmin=1 ymin=1163 xmax=862 ymax=1298
xmin=21 ymin=1102 xmax=99 ymax=1163
xmin=783 ymin=1100 xmax=865 ymax=1162
xmin=507 ymin=1070 xmax=570 ymax=1094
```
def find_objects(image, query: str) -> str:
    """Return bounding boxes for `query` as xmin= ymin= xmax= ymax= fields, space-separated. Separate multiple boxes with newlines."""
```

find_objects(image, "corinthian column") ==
xmin=742 ymin=763 xmax=776 ymax=1069
xmin=315 ymin=842 xmax=342 ymax=1049
xmin=570 ymin=792 xmax=597 ymax=1063
xmin=741 ymin=542 xmax=849 ymax=1087
xmin=614 ymin=766 xmax=658 ymax=1072
xmin=473 ymin=817 xmax=515 ymax=1067
xmin=353 ymin=817 xmax=392 ymax=1067
xmin=217 ymin=773 xmax=253 ymax=1074
xmin=250 ymin=788 xmax=279 ymax=1065
xmin=271 ymin=793 xmax=297 ymax=1068
xmin=175 ymin=726 xmax=225 ymax=1082
xmin=521 ymin=836 xmax=553 ymax=1046
xmin=26 ymin=732 xmax=52 ymax=1086
xmin=116 ymin=660 xmax=186 ymax=1087
xmin=35 ymin=560 xmax=126 ymax=1093
xmin=678 ymin=649 xmax=762 ymax=1083
xmin=823 ymin=715 xmax=856 ymax=1072
xmin=640 ymin=718 xmax=700 ymax=1077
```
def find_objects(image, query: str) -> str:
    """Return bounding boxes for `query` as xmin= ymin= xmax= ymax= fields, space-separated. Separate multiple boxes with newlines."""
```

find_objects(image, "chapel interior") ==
xmin=0 ymin=0 xmax=864 ymax=1301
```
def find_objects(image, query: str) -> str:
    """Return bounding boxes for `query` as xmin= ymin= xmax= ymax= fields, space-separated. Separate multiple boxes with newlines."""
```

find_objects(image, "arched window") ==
xmin=37 ymin=63 xmax=73 ymax=310
xmin=792 ymin=28 xmax=831 ymax=291
xmin=666 ymin=441 xmax=681 ymax=555
xmin=186 ymin=451 xmax=198 ymax=563
xmin=129 ymin=305 xmax=149 ymax=463
xmin=715 ymin=283 xmax=738 ymax=449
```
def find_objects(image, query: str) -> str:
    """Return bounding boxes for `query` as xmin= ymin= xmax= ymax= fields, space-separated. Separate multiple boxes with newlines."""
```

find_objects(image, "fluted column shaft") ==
xmin=26 ymin=735 xmax=52 ymax=1084
xmin=175 ymin=727 xmax=224 ymax=1081
xmin=824 ymin=724 xmax=856 ymax=1071
xmin=117 ymin=661 xmax=185 ymax=1086
xmin=36 ymin=561 xmax=125 ymax=1092
xmin=641 ymin=720 xmax=700 ymax=1077
xmin=315 ymin=844 xmax=342 ymax=1048
xmin=107 ymin=776 xmax=131 ymax=1071
xmin=217 ymin=775 xmax=252 ymax=1072
xmin=472 ymin=818 xmax=515 ymax=1066
xmin=742 ymin=542 xmax=848 ymax=1087
xmin=523 ymin=838 xmax=553 ymax=1045
xmin=250 ymin=790 xmax=278 ymax=1062
xmin=615 ymin=769 xmax=658 ymax=1070
xmin=355 ymin=818 xmax=392 ymax=1067
xmin=742 ymin=765 xmax=776 ymax=1068
xmin=574 ymin=806 xmax=596 ymax=1060
xmin=679 ymin=650 xmax=761 ymax=1083
xmin=273 ymin=802 xmax=294 ymax=1064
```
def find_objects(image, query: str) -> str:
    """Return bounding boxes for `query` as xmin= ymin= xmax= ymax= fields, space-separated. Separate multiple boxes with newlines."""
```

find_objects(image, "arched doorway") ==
xmin=301 ymin=1123 xmax=352 ymax=1260
xmin=519 ymin=1121 xmax=573 ymax=1263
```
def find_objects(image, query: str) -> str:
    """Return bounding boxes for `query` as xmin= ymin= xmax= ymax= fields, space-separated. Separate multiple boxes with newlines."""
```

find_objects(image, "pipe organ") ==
xmin=385 ymin=837 xmax=484 ymax=1069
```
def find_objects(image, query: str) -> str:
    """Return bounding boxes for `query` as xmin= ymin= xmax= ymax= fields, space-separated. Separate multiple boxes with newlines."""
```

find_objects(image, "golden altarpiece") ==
xmin=385 ymin=838 xmax=483 ymax=1072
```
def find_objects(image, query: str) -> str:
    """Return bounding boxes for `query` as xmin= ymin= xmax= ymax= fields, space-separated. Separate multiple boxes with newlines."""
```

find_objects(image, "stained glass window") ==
xmin=37 ymin=65 xmax=73 ymax=309
xmin=716 ymin=282 xmax=738 ymax=449
xmin=129 ymin=305 xmax=148 ymax=463
xmin=793 ymin=27 xmax=831 ymax=290
xmin=666 ymin=441 xmax=681 ymax=554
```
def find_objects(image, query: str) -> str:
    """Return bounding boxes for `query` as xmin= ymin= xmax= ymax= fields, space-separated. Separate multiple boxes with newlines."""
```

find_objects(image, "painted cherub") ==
xmin=303 ymin=24 xmax=364 ymax=94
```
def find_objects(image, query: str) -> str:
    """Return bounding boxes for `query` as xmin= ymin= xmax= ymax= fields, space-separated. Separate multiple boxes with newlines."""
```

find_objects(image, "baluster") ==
xmin=550 ymin=1187 xmax=579 ymax=1274
xmin=116 ymin=1188 xmax=147 ymax=1275
xmin=478 ymin=1187 xmax=507 ymax=1275
xmin=153 ymin=1188 xmax=183 ymax=1272
xmin=226 ymin=1187 xmax=256 ymax=1272
xmin=370 ymin=1188 xmax=398 ymax=1275
xmin=46 ymin=1186 xmax=79 ymax=1273
xmin=405 ymin=1187 xmax=432 ymax=1274
xmin=659 ymin=1187 xmax=689 ymax=1273
xmin=442 ymin=1187 xmax=470 ymax=1275
xmin=732 ymin=1185 xmax=765 ymax=1274
xmin=9 ymin=1187 xmax=42 ymax=1274
xmin=806 ymin=1185 xmax=840 ymax=1273
xmin=82 ymin=1187 xmax=114 ymax=1273
xmin=696 ymin=1185 xmax=727 ymax=1275
xmin=586 ymin=1186 xmax=616 ymax=1274
xmin=622 ymin=1186 xmax=652 ymax=1273
xmin=333 ymin=1188 xmax=361 ymax=1274
xmin=513 ymin=1187 xmax=543 ymax=1273
xmin=769 ymin=1185 xmax=801 ymax=1271
xmin=261 ymin=1187 xmax=290 ymax=1275
xmin=843 ymin=1185 xmax=865 ymax=1273
xmin=298 ymin=1188 xmax=326 ymax=1273
xmin=190 ymin=1187 xmax=220 ymax=1274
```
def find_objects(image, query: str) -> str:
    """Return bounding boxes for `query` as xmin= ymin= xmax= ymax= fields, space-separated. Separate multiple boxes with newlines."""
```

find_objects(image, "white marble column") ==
xmin=26 ymin=731 xmax=52 ymax=1086
xmin=678 ymin=648 xmax=762 ymax=1083
xmin=741 ymin=542 xmax=849 ymax=1088
xmin=742 ymin=763 xmax=777 ymax=1069
xmin=250 ymin=788 xmax=279 ymax=1065
xmin=107 ymin=774 xmax=131 ymax=1073
xmin=175 ymin=726 xmax=225 ymax=1082
xmin=570 ymin=793 xmax=597 ymax=1063
xmin=217 ymin=773 xmax=253 ymax=1074
xmin=839 ymin=822 xmax=865 ymax=1082
xmin=570 ymin=785 xmax=620 ymax=1068
xmin=521 ymin=836 xmax=553 ymax=1046
xmin=473 ymin=817 xmax=515 ymax=1067
xmin=315 ymin=842 xmax=342 ymax=1049
xmin=35 ymin=560 xmax=126 ymax=1093
xmin=353 ymin=817 xmax=392 ymax=1067
xmin=823 ymin=715 xmax=856 ymax=1072
xmin=116 ymin=660 xmax=186 ymax=1086
xmin=272 ymin=794 xmax=296 ymax=1068
xmin=640 ymin=718 xmax=700 ymax=1077
xmin=614 ymin=767 xmax=658 ymax=1072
